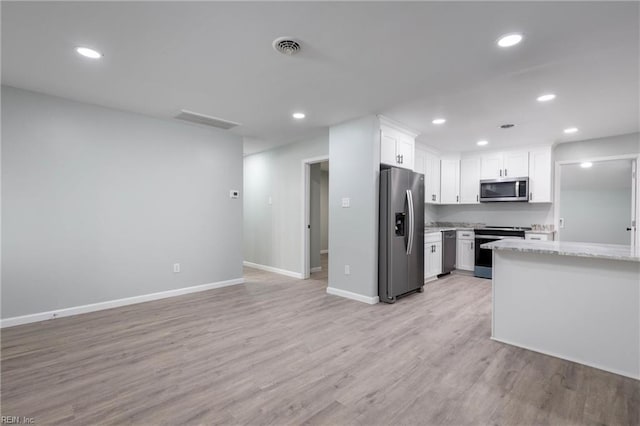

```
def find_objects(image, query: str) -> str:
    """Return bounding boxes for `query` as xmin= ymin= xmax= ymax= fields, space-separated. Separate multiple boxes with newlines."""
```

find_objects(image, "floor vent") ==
xmin=175 ymin=110 xmax=240 ymax=130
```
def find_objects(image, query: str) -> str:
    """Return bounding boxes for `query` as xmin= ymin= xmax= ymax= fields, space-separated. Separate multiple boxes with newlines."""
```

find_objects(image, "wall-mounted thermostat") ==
xmin=230 ymin=190 xmax=240 ymax=199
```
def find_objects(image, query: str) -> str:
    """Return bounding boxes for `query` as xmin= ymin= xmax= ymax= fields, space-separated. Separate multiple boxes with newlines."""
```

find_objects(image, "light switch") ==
xmin=341 ymin=197 xmax=350 ymax=208
xmin=268 ymin=196 xmax=272 ymax=205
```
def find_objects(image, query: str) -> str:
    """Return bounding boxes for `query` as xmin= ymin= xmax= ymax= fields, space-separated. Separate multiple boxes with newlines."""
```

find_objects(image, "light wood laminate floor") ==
xmin=1 ymin=255 xmax=638 ymax=425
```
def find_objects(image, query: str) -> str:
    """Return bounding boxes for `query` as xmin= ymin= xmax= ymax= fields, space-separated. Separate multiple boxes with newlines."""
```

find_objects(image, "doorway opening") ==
xmin=302 ymin=156 xmax=329 ymax=280
xmin=556 ymin=156 xmax=638 ymax=246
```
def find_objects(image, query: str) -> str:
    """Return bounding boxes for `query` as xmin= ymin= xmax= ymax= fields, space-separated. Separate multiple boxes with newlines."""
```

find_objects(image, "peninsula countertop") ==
xmin=481 ymin=239 xmax=640 ymax=262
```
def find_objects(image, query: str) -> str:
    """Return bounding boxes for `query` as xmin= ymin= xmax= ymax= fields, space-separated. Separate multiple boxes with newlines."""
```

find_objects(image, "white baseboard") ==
xmin=491 ymin=336 xmax=639 ymax=380
xmin=1 ymin=277 xmax=244 ymax=329
xmin=326 ymin=286 xmax=379 ymax=305
xmin=320 ymin=249 xmax=329 ymax=254
xmin=243 ymin=261 xmax=304 ymax=279
xmin=310 ymin=266 xmax=322 ymax=273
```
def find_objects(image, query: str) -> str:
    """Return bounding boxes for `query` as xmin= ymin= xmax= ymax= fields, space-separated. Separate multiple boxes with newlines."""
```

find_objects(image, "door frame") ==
xmin=554 ymin=154 xmax=639 ymax=246
xmin=301 ymin=155 xmax=329 ymax=279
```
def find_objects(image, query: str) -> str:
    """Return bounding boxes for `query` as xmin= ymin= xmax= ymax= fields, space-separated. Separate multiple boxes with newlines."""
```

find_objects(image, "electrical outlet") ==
xmin=344 ymin=265 xmax=350 ymax=275
xmin=173 ymin=263 xmax=181 ymax=273
xmin=341 ymin=197 xmax=350 ymax=208
xmin=229 ymin=190 xmax=239 ymax=199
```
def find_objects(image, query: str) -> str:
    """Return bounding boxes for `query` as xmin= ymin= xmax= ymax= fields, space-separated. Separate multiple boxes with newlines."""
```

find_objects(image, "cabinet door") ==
xmin=414 ymin=147 xmax=427 ymax=175
xmin=440 ymin=159 xmax=460 ymax=204
xmin=480 ymin=153 xmax=503 ymax=179
xmin=528 ymin=148 xmax=552 ymax=203
xmin=503 ymin=151 xmax=529 ymax=178
xmin=425 ymin=243 xmax=439 ymax=279
xmin=434 ymin=242 xmax=443 ymax=275
xmin=460 ymin=158 xmax=480 ymax=204
xmin=396 ymin=135 xmax=415 ymax=170
xmin=425 ymin=244 xmax=433 ymax=279
xmin=425 ymin=153 xmax=441 ymax=204
xmin=380 ymin=131 xmax=398 ymax=166
xmin=456 ymin=239 xmax=474 ymax=271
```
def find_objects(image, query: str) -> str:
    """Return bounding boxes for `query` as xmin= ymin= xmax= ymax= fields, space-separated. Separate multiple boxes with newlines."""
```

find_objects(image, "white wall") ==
xmin=432 ymin=203 xmax=554 ymax=227
xmin=559 ymin=189 xmax=631 ymax=244
xmin=328 ymin=115 xmax=380 ymax=302
xmin=1 ymin=86 xmax=243 ymax=319
xmin=320 ymin=169 xmax=329 ymax=252
xmin=555 ymin=132 xmax=640 ymax=162
xmin=243 ymin=132 xmax=329 ymax=275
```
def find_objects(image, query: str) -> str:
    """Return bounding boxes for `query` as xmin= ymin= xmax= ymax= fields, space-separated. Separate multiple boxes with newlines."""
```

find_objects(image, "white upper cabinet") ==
xmin=381 ymin=132 xmax=397 ymax=167
xmin=503 ymin=151 xmax=529 ymax=178
xmin=440 ymin=159 xmax=460 ymax=204
xmin=425 ymin=152 xmax=441 ymax=204
xmin=414 ymin=147 xmax=426 ymax=175
xmin=379 ymin=116 xmax=417 ymax=170
xmin=480 ymin=150 xmax=529 ymax=179
xmin=480 ymin=153 xmax=504 ymax=179
xmin=460 ymin=158 xmax=481 ymax=204
xmin=396 ymin=134 xmax=415 ymax=170
xmin=528 ymin=147 xmax=552 ymax=203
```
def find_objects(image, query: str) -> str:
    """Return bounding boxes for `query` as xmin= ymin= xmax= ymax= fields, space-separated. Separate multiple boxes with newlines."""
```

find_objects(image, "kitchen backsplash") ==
xmin=425 ymin=202 xmax=554 ymax=228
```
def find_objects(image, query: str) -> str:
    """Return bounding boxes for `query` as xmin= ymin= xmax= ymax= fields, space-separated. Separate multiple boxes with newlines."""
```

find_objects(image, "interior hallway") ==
xmin=1 ymin=262 xmax=637 ymax=425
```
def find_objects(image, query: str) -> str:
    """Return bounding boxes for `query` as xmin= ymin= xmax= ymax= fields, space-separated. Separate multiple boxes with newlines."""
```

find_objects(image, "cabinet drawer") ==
xmin=525 ymin=233 xmax=549 ymax=241
xmin=425 ymin=232 xmax=442 ymax=243
xmin=457 ymin=231 xmax=474 ymax=240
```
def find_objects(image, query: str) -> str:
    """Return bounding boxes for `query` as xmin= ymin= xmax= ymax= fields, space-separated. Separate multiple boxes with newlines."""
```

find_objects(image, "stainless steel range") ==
xmin=474 ymin=226 xmax=530 ymax=278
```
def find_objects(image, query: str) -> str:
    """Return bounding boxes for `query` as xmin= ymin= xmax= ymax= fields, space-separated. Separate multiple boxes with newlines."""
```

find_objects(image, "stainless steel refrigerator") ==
xmin=379 ymin=167 xmax=425 ymax=303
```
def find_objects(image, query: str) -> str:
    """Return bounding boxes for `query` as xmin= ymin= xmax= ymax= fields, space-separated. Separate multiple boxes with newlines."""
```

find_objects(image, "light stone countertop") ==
xmin=481 ymin=239 xmax=640 ymax=262
xmin=424 ymin=227 xmax=457 ymax=233
xmin=424 ymin=227 xmax=475 ymax=233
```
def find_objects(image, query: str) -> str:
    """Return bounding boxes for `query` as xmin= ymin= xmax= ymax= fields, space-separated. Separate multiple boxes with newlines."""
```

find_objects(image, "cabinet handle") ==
xmin=529 ymin=192 xmax=532 ymax=201
xmin=476 ymin=194 xmax=479 ymax=202
xmin=456 ymin=195 xmax=459 ymax=203
xmin=471 ymin=242 xmax=474 ymax=250
xmin=505 ymin=169 xmax=508 ymax=176
xmin=499 ymin=169 xmax=502 ymax=177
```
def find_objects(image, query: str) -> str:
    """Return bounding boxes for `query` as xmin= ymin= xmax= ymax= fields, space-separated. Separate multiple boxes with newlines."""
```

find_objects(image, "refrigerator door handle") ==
xmin=406 ymin=189 xmax=414 ymax=255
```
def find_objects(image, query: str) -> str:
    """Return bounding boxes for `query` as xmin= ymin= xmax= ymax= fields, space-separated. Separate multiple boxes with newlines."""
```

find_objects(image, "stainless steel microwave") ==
xmin=479 ymin=177 xmax=529 ymax=202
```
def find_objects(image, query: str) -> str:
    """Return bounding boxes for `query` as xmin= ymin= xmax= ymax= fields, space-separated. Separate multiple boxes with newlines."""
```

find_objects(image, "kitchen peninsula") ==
xmin=483 ymin=239 xmax=640 ymax=379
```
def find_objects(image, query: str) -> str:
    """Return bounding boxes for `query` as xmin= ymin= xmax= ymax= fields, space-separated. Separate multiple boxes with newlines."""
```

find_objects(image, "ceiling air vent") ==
xmin=500 ymin=123 xmax=516 ymax=129
xmin=273 ymin=37 xmax=301 ymax=55
xmin=175 ymin=110 xmax=240 ymax=130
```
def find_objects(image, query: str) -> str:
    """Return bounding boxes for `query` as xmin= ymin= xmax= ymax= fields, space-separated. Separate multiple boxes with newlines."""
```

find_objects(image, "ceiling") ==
xmin=561 ymin=159 xmax=633 ymax=190
xmin=2 ymin=2 xmax=638 ymax=155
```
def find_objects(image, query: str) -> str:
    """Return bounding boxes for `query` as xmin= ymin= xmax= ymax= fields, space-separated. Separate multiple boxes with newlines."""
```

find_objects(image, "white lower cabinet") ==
xmin=456 ymin=230 xmax=475 ymax=271
xmin=425 ymin=233 xmax=442 ymax=281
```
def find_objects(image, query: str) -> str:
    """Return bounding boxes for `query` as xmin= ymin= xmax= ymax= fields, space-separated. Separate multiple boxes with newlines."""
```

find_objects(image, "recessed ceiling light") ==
xmin=537 ymin=93 xmax=556 ymax=102
xmin=76 ymin=47 xmax=102 ymax=59
xmin=292 ymin=112 xmax=305 ymax=119
xmin=432 ymin=118 xmax=446 ymax=125
xmin=564 ymin=127 xmax=579 ymax=134
xmin=497 ymin=33 xmax=523 ymax=48
xmin=477 ymin=140 xmax=489 ymax=146
xmin=580 ymin=162 xmax=593 ymax=168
